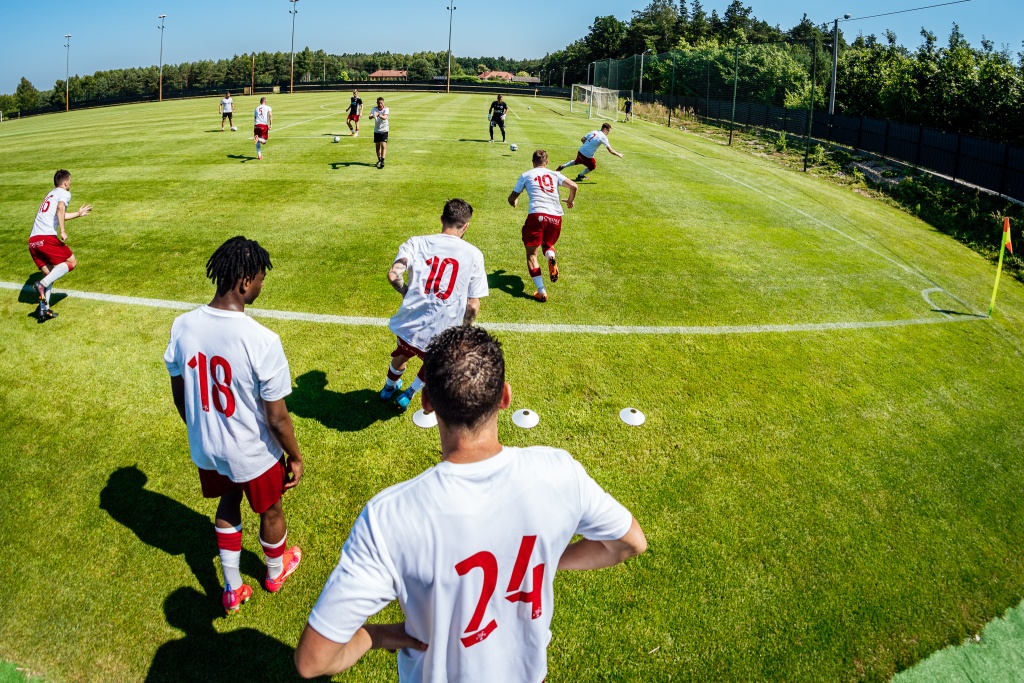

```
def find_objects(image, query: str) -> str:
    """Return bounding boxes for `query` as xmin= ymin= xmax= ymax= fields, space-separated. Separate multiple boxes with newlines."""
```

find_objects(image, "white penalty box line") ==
xmin=1 ymin=282 xmax=983 ymax=336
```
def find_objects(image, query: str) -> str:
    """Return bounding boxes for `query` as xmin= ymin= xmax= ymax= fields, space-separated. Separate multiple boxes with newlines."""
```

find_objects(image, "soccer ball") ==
xmin=510 ymin=144 xmax=518 ymax=152
xmin=333 ymin=136 xmax=341 ymax=143
xmin=230 ymin=126 xmax=237 ymax=131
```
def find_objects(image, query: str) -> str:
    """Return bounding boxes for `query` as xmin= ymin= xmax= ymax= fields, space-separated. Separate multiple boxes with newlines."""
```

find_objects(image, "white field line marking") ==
xmin=1 ymin=282 xmax=982 ymax=336
xmin=922 ymin=288 xmax=952 ymax=318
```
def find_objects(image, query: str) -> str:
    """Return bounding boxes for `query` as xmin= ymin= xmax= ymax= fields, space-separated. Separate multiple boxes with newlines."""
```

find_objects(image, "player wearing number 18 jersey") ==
xmin=164 ymin=237 xmax=304 ymax=614
xmin=508 ymin=150 xmax=577 ymax=302
xmin=295 ymin=325 xmax=647 ymax=682
xmin=380 ymin=199 xmax=488 ymax=412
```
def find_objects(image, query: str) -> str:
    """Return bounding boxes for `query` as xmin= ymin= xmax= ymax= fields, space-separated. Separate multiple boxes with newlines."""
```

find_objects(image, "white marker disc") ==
xmin=412 ymin=410 xmax=438 ymax=429
xmin=512 ymin=409 xmax=540 ymax=429
xmin=619 ymin=407 xmax=646 ymax=426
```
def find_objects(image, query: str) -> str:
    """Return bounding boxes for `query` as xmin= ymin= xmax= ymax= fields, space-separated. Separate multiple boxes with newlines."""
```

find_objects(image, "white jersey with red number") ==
xmin=579 ymin=130 xmax=609 ymax=158
xmin=221 ymin=97 xmax=234 ymax=113
xmin=30 ymin=188 xmax=71 ymax=238
xmin=254 ymin=104 xmax=272 ymax=126
xmin=388 ymin=234 xmax=488 ymax=352
xmin=164 ymin=306 xmax=292 ymax=482
xmin=513 ymin=168 xmax=569 ymax=217
xmin=307 ymin=446 xmax=633 ymax=683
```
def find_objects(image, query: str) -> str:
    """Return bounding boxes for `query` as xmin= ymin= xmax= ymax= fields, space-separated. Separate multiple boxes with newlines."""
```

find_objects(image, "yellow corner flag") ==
xmin=988 ymin=217 xmax=1013 ymax=316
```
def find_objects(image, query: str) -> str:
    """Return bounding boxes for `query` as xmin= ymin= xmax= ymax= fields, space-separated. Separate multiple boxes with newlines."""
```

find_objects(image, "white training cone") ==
xmin=412 ymin=410 xmax=438 ymax=429
xmin=512 ymin=409 xmax=540 ymax=429
xmin=619 ymin=407 xmax=646 ymax=426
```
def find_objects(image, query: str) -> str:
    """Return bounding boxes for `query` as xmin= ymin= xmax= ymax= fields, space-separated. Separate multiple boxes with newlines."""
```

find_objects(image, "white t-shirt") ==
xmin=579 ymin=130 xmax=610 ymax=158
xmin=221 ymin=97 xmax=233 ymax=113
xmin=254 ymin=104 xmax=272 ymax=126
xmin=388 ymin=234 xmax=488 ymax=351
xmin=30 ymin=187 xmax=71 ymax=238
xmin=513 ymin=168 xmax=569 ymax=217
xmin=308 ymin=446 xmax=633 ymax=683
xmin=371 ymin=106 xmax=390 ymax=133
xmin=163 ymin=306 xmax=292 ymax=482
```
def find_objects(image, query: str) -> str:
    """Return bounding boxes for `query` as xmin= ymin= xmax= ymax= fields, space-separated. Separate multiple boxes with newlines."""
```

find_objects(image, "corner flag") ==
xmin=988 ymin=217 xmax=1013 ymax=316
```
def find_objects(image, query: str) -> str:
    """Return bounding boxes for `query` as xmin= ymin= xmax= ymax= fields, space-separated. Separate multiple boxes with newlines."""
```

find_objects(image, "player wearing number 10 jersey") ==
xmin=295 ymin=325 xmax=648 ymax=682
xmin=380 ymin=199 xmax=488 ymax=412
xmin=164 ymin=237 xmax=304 ymax=614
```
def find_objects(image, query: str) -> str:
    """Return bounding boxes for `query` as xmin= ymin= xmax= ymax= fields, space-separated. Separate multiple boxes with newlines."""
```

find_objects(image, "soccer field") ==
xmin=1 ymin=91 xmax=1024 ymax=682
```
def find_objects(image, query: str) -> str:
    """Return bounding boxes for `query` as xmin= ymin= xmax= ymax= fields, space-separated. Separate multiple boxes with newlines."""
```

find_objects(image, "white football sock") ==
xmin=532 ymin=275 xmax=545 ymax=292
xmin=40 ymin=262 xmax=69 ymax=288
xmin=256 ymin=142 xmax=262 ymax=154
xmin=45 ymin=286 xmax=52 ymax=305
xmin=261 ymin=534 xmax=287 ymax=580
xmin=215 ymin=525 xmax=243 ymax=589
xmin=386 ymin=363 xmax=405 ymax=388
xmin=544 ymin=250 xmax=556 ymax=261
xmin=562 ymin=160 xmax=576 ymax=168
xmin=410 ymin=377 xmax=425 ymax=394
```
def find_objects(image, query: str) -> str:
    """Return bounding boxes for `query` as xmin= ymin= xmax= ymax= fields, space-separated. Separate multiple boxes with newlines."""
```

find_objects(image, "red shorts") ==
xmin=575 ymin=152 xmax=597 ymax=171
xmin=254 ymin=124 xmax=269 ymax=142
xmin=198 ymin=460 xmax=287 ymax=514
xmin=28 ymin=235 xmax=73 ymax=270
xmin=347 ymin=114 xmax=360 ymax=122
xmin=392 ymin=337 xmax=426 ymax=360
xmin=522 ymin=214 xmax=563 ymax=249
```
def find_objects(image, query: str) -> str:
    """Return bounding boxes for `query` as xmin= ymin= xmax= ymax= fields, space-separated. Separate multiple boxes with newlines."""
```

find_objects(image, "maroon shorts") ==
xmin=198 ymin=460 xmax=287 ymax=514
xmin=28 ymin=235 xmax=73 ymax=270
xmin=522 ymin=214 xmax=563 ymax=249
xmin=392 ymin=337 xmax=426 ymax=360
xmin=254 ymin=124 xmax=269 ymax=142
xmin=575 ymin=151 xmax=597 ymax=171
xmin=347 ymin=114 xmax=360 ymax=122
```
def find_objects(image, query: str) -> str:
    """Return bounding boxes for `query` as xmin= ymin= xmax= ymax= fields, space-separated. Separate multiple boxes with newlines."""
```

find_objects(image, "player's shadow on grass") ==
xmin=100 ymin=467 xmax=264 ymax=598
xmin=488 ymin=269 xmax=534 ymax=300
xmin=146 ymin=587 xmax=324 ymax=682
xmin=227 ymin=154 xmax=259 ymax=163
xmin=329 ymin=161 xmax=376 ymax=169
xmin=289 ymin=370 xmax=400 ymax=433
xmin=18 ymin=273 xmax=68 ymax=315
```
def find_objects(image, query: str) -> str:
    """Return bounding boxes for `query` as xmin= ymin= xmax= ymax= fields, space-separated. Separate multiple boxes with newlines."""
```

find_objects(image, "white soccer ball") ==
xmin=510 ymin=144 xmax=518 ymax=152
xmin=230 ymin=126 xmax=237 ymax=131
xmin=333 ymin=136 xmax=341 ymax=143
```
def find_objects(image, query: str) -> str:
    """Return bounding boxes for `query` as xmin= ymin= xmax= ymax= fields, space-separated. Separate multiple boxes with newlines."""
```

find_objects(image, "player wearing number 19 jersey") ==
xmin=164 ymin=237 xmax=304 ymax=614
xmin=508 ymin=150 xmax=577 ymax=302
xmin=295 ymin=325 xmax=647 ymax=682
xmin=380 ymin=199 xmax=488 ymax=412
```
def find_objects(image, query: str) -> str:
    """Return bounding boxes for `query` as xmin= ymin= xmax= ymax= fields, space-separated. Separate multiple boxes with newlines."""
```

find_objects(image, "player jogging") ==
xmin=254 ymin=97 xmax=272 ymax=160
xmin=294 ymin=325 xmax=648 ymax=681
xmin=556 ymin=122 xmax=623 ymax=181
xmin=379 ymin=199 xmax=488 ymax=412
xmin=28 ymin=169 xmax=92 ymax=321
xmin=508 ymin=150 xmax=577 ymax=303
xmin=220 ymin=91 xmax=234 ymax=131
xmin=487 ymin=94 xmax=508 ymax=143
xmin=346 ymin=89 xmax=363 ymax=137
xmin=624 ymin=97 xmax=633 ymax=122
xmin=369 ymin=97 xmax=389 ymax=168
xmin=164 ymin=237 xmax=304 ymax=614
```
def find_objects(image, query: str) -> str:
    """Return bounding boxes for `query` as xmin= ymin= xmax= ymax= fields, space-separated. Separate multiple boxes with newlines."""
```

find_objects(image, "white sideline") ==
xmin=1 ymin=281 xmax=981 ymax=336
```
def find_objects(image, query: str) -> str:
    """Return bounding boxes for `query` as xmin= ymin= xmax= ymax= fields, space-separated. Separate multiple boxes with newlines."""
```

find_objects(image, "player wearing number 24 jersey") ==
xmin=164 ymin=237 xmax=304 ymax=614
xmin=295 ymin=325 xmax=648 ymax=682
xmin=379 ymin=199 xmax=488 ymax=412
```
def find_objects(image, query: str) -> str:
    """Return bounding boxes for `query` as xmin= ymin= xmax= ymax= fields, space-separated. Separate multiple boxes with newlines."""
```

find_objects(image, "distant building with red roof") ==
xmin=479 ymin=71 xmax=516 ymax=81
xmin=368 ymin=69 xmax=408 ymax=81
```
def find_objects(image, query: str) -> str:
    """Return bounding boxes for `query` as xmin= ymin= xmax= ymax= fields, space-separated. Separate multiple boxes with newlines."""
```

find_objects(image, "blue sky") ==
xmin=0 ymin=0 xmax=1020 ymax=94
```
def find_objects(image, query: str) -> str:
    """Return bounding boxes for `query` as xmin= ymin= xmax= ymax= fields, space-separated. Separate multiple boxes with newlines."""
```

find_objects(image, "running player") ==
xmin=254 ymin=97 xmax=272 ymax=160
xmin=369 ymin=97 xmax=389 ymax=168
xmin=487 ymin=94 xmax=508 ymax=143
xmin=164 ymin=237 xmax=304 ymax=614
xmin=346 ymin=89 xmax=363 ymax=137
xmin=220 ymin=91 xmax=234 ymax=131
xmin=508 ymin=150 xmax=577 ymax=303
xmin=294 ymin=325 xmax=647 ymax=681
xmin=624 ymin=96 xmax=633 ymax=122
xmin=556 ymin=122 xmax=624 ymax=181
xmin=379 ymin=199 xmax=488 ymax=412
xmin=28 ymin=169 xmax=92 ymax=320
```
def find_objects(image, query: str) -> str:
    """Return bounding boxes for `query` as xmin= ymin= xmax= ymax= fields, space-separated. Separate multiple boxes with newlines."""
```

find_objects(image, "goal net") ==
xmin=570 ymin=85 xmax=629 ymax=121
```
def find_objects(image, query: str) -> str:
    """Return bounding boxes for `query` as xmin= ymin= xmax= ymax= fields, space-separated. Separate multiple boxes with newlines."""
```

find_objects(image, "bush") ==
xmin=774 ymin=132 xmax=787 ymax=153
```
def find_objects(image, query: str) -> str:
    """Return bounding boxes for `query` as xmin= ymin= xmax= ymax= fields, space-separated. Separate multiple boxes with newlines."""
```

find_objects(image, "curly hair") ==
xmin=423 ymin=326 xmax=504 ymax=429
xmin=205 ymin=236 xmax=272 ymax=295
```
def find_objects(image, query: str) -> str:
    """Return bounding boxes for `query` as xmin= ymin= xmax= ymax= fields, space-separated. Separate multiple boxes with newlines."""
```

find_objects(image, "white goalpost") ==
xmin=569 ymin=85 xmax=632 ymax=122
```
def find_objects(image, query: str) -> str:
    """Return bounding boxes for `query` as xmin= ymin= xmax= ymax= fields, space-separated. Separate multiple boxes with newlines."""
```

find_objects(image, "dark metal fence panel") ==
xmin=887 ymin=122 xmax=920 ymax=166
xmin=918 ymin=129 xmax=958 ymax=177
xmin=958 ymin=136 xmax=1005 ymax=191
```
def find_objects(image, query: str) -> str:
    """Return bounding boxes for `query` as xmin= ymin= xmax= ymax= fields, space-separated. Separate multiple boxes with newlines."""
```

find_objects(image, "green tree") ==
xmin=407 ymin=58 xmax=436 ymax=80
xmin=15 ymin=77 xmax=39 ymax=111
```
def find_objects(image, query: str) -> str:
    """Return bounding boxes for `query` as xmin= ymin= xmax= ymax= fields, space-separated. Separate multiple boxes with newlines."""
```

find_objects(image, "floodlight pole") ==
xmin=157 ymin=15 xmax=166 ymax=102
xmin=639 ymin=49 xmax=650 ymax=94
xmin=561 ymin=67 xmax=566 ymax=88
xmin=251 ymin=53 xmax=256 ymax=94
xmin=64 ymin=34 xmax=71 ymax=112
xmin=828 ymin=14 xmax=851 ymax=140
xmin=445 ymin=5 xmax=457 ymax=93
xmin=289 ymin=0 xmax=299 ymax=94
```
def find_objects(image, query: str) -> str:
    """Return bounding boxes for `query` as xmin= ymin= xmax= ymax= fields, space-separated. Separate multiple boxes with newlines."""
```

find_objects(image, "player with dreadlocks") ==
xmin=164 ymin=236 xmax=305 ymax=614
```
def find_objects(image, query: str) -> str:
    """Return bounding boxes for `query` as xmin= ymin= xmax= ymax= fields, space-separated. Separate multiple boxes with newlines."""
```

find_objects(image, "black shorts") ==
xmin=374 ymin=132 xmax=389 ymax=143
xmin=222 ymin=112 xmax=233 ymax=121
xmin=490 ymin=118 xmax=505 ymax=128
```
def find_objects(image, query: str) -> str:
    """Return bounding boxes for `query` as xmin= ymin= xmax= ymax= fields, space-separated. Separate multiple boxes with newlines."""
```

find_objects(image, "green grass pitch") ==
xmin=1 ymin=92 xmax=1023 ymax=682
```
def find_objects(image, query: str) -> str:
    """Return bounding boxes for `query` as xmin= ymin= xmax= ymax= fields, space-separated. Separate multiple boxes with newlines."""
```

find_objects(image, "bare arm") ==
xmin=606 ymin=145 xmax=624 ymax=158
xmin=295 ymin=623 xmax=426 ymax=679
xmin=463 ymin=297 xmax=480 ymax=325
xmin=171 ymin=375 xmax=186 ymax=423
xmin=264 ymin=398 xmax=303 ymax=489
xmin=557 ymin=517 xmax=647 ymax=571
xmin=268 ymin=111 xmax=273 ymax=128
xmin=388 ymin=258 xmax=409 ymax=296
xmin=507 ymin=190 xmax=521 ymax=208
xmin=562 ymin=179 xmax=578 ymax=209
